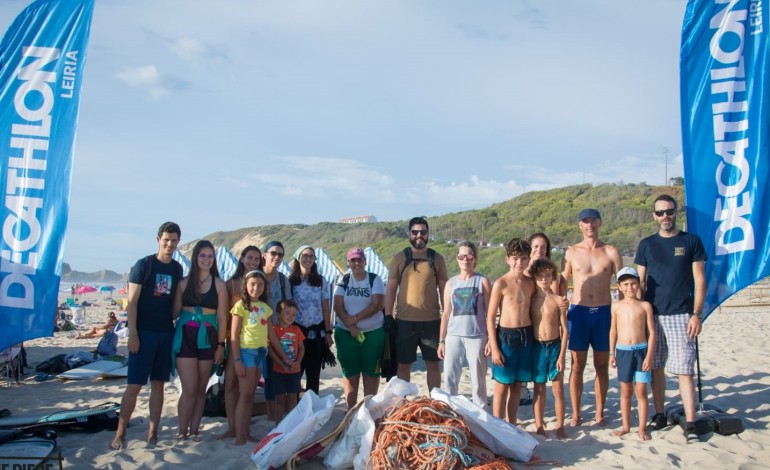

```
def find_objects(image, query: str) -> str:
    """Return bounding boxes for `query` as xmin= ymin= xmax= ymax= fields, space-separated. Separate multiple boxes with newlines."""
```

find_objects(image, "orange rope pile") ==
xmin=366 ymin=397 xmax=514 ymax=470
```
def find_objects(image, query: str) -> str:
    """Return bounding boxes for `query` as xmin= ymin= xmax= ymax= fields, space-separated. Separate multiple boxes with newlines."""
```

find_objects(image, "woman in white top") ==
xmin=437 ymin=241 xmax=492 ymax=408
xmin=333 ymin=247 xmax=386 ymax=408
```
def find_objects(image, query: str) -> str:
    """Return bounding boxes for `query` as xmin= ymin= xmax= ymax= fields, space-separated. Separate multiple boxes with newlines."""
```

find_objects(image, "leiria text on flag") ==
xmin=680 ymin=0 xmax=768 ymax=317
xmin=0 ymin=0 xmax=95 ymax=351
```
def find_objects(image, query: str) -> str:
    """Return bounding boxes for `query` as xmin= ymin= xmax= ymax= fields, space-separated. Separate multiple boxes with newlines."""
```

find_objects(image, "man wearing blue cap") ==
xmin=561 ymin=208 xmax=623 ymax=427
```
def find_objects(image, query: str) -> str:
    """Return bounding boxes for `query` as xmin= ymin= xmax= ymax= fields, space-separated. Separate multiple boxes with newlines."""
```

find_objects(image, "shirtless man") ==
xmin=560 ymin=208 xmax=623 ymax=426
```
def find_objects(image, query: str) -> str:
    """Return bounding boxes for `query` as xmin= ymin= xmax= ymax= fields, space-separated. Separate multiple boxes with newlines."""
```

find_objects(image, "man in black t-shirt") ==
xmin=634 ymin=195 xmax=706 ymax=443
xmin=111 ymin=222 xmax=183 ymax=450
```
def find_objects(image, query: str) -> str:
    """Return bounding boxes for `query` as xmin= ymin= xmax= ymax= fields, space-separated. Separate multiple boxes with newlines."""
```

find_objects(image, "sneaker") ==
xmin=649 ymin=413 xmax=667 ymax=430
xmin=684 ymin=423 xmax=699 ymax=443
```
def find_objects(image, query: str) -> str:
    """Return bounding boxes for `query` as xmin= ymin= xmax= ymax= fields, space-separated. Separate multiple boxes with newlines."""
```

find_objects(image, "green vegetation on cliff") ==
xmin=185 ymin=183 xmax=684 ymax=281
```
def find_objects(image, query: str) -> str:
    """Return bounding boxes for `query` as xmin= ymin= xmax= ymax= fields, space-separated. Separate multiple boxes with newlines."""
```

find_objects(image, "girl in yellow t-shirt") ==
xmin=229 ymin=270 xmax=276 ymax=445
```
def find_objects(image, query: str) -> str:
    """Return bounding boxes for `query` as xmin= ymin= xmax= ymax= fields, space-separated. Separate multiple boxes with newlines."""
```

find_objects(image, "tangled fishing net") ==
xmin=366 ymin=397 xmax=514 ymax=469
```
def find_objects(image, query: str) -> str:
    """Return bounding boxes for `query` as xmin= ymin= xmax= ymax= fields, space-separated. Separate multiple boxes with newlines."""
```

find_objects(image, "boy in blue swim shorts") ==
xmin=487 ymin=238 xmax=536 ymax=425
xmin=530 ymin=259 xmax=569 ymax=439
xmin=609 ymin=267 xmax=656 ymax=441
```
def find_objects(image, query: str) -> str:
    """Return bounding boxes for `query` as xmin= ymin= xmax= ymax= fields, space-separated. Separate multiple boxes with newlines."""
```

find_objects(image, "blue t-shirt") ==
xmin=634 ymin=231 xmax=706 ymax=316
xmin=128 ymin=255 xmax=183 ymax=331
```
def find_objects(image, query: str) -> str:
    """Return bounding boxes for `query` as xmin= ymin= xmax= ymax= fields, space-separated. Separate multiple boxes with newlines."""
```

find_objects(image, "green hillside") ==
xmin=183 ymin=183 xmax=684 ymax=281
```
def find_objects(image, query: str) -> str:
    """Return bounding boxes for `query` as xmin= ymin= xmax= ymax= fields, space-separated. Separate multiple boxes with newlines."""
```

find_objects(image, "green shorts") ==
xmin=334 ymin=327 xmax=385 ymax=378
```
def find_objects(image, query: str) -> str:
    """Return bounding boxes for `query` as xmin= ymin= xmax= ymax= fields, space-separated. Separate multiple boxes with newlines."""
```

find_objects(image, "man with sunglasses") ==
xmin=384 ymin=216 xmax=449 ymax=391
xmin=634 ymin=194 xmax=706 ymax=443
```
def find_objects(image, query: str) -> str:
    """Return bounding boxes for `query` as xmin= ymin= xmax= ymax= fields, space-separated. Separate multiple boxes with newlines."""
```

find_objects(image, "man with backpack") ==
xmin=111 ymin=222 xmax=184 ymax=450
xmin=384 ymin=217 xmax=449 ymax=391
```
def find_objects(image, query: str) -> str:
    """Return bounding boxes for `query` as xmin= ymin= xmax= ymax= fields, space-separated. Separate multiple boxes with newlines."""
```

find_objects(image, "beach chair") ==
xmin=0 ymin=344 xmax=22 ymax=387
xmin=66 ymin=297 xmax=77 ymax=307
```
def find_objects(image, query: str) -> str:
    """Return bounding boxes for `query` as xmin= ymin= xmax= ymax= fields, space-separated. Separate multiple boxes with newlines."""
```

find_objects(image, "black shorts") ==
xmin=395 ymin=319 xmax=440 ymax=364
xmin=177 ymin=323 xmax=217 ymax=361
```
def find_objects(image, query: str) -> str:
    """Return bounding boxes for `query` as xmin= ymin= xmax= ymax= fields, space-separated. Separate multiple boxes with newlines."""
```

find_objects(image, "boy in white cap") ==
xmin=609 ymin=266 xmax=656 ymax=441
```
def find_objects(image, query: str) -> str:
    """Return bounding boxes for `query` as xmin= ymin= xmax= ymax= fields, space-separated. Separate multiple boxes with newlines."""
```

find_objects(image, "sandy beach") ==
xmin=1 ymin=286 xmax=769 ymax=469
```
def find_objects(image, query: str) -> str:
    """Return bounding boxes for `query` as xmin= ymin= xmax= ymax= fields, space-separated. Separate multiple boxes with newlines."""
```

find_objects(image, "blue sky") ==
xmin=1 ymin=0 xmax=686 ymax=273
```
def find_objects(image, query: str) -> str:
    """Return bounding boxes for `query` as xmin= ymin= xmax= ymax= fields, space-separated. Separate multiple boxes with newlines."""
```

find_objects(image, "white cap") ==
xmin=617 ymin=266 xmax=640 ymax=281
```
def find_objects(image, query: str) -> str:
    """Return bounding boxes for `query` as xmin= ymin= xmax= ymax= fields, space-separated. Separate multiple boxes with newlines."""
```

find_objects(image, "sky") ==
xmin=0 ymin=0 xmax=687 ymax=273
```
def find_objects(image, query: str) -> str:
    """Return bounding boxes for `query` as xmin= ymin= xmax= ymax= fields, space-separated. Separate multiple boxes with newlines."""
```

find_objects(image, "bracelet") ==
xmin=439 ymin=340 xmax=445 ymax=344
xmin=217 ymin=341 xmax=225 ymax=347
xmin=325 ymin=329 xmax=333 ymax=334
xmin=692 ymin=311 xmax=703 ymax=319
xmin=234 ymin=357 xmax=242 ymax=362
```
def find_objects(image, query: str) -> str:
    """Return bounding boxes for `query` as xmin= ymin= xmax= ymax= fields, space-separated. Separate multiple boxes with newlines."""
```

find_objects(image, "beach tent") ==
xmin=314 ymin=248 xmax=343 ymax=286
xmin=364 ymin=247 xmax=390 ymax=286
xmin=215 ymin=246 xmax=239 ymax=281
xmin=172 ymin=250 xmax=191 ymax=277
xmin=277 ymin=260 xmax=291 ymax=277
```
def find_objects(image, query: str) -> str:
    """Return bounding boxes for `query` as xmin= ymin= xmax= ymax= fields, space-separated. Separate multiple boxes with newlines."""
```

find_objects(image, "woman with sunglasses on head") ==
xmin=217 ymin=245 xmax=262 ymax=440
xmin=171 ymin=240 xmax=229 ymax=441
xmin=289 ymin=245 xmax=332 ymax=394
xmin=437 ymin=241 xmax=492 ymax=409
xmin=333 ymin=247 xmax=386 ymax=409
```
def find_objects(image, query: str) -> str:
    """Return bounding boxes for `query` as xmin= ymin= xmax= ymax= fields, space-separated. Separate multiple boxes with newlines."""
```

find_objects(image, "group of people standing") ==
xmin=109 ymin=193 xmax=706 ymax=449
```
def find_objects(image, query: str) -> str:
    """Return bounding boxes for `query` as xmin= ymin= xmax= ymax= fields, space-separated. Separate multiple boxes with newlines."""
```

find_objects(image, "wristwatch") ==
xmin=217 ymin=341 xmax=226 ymax=347
xmin=692 ymin=311 xmax=703 ymax=319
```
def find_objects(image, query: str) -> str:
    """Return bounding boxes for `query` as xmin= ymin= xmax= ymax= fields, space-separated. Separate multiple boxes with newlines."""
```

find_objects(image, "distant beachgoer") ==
xmin=383 ymin=217 xmax=448 ymax=392
xmin=437 ymin=241 xmax=491 ymax=409
xmin=560 ymin=209 xmax=623 ymax=427
xmin=76 ymin=312 xmax=118 ymax=339
xmin=634 ymin=194 xmax=706 ymax=443
xmin=269 ymin=299 xmax=304 ymax=424
xmin=260 ymin=241 xmax=292 ymax=421
xmin=111 ymin=222 xmax=183 ymax=450
xmin=333 ymin=247 xmax=386 ymax=409
xmin=171 ymin=240 xmax=228 ymax=441
xmin=289 ymin=245 xmax=332 ymax=395
xmin=609 ymin=266 xmax=655 ymax=441
xmin=230 ymin=270 xmax=276 ymax=445
xmin=218 ymin=245 xmax=262 ymax=440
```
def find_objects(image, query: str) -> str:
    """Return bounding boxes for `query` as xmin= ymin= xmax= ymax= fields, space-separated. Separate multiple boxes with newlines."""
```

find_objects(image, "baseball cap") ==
xmin=617 ymin=266 xmax=640 ymax=281
xmin=346 ymin=247 xmax=365 ymax=261
xmin=578 ymin=208 xmax=601 ymax=221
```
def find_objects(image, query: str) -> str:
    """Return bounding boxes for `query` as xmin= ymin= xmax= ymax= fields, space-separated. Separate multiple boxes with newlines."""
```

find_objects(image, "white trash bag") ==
xmin=430 ymin=388 xmax=538 ymax=463
xmin=251 ymin=390 xmax=336 ymax=470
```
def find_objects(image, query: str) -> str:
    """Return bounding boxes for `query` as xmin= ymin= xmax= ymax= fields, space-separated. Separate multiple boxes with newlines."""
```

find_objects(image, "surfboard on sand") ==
xmin=0 ymin=402 xmax=120 ymax=433
xmin=99 ymin=365 xmax=128 ymax=378
xmin=57 ymin=359 xmax=123 ymax=380
xmin=0 ymin=430 xmax=57 ymax=467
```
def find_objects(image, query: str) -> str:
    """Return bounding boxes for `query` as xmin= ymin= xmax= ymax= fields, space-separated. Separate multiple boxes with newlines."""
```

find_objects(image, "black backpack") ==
xmin=397 ymin=247 xmax=438 ymax=282
xmin=337 ymin=271 xmax=378 ymax=291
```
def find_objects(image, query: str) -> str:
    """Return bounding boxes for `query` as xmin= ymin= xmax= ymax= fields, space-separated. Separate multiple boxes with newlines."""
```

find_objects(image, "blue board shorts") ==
xmin=491 ymin=325 xmax=533 ymax=384
xmin=127 ymin=329 xmax=174 ymax=385
xmin=567 ymin=304 xmax=610 ymax=352
xmin=533 ymin=338 xmax=562 ymax=383
xmin=616 ymin=343 xmax=651 ymax=383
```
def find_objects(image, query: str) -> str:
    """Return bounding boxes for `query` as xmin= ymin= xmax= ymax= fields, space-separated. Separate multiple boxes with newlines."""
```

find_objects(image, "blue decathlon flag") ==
xmin=680 ymin=0 xmax=769 ymax=320
xmin=0 ymin=0 xmax=95 ymax=351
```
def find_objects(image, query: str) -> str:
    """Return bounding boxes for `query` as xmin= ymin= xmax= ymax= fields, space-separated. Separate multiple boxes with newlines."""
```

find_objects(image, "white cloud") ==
xmin=114 ymin=65 xmax=158 ymax=86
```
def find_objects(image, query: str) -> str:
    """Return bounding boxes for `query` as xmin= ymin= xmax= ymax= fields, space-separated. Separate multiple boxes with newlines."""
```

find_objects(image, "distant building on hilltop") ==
xmin=339 ymin=215 xmax=378 ymax=224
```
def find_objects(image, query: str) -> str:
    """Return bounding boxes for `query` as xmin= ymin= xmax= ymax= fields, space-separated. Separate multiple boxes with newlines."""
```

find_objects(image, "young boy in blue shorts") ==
xmin=487 ymin=238 xmax=535 ymax=425
xmin=610 ymin=267 xmax=656 ymax=441
xmin=530 ymin=258 xmax=569 ymax=438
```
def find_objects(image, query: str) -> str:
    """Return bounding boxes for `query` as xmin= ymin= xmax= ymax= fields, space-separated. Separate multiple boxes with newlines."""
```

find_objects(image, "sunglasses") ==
xmin=266 ymin=251 xmax=284 ymax=258
xmin=456 ymin=254 xmax=475 ymax=261
xmin=410 ymin=229 xmax=428 ymax=236
xmin=654 ymin=209 xmax=676 ymax=217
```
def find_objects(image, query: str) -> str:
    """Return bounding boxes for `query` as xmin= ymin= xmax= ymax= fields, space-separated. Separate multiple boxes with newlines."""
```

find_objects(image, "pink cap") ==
xmin=346 ymin=247 xmax=365 ymax=261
